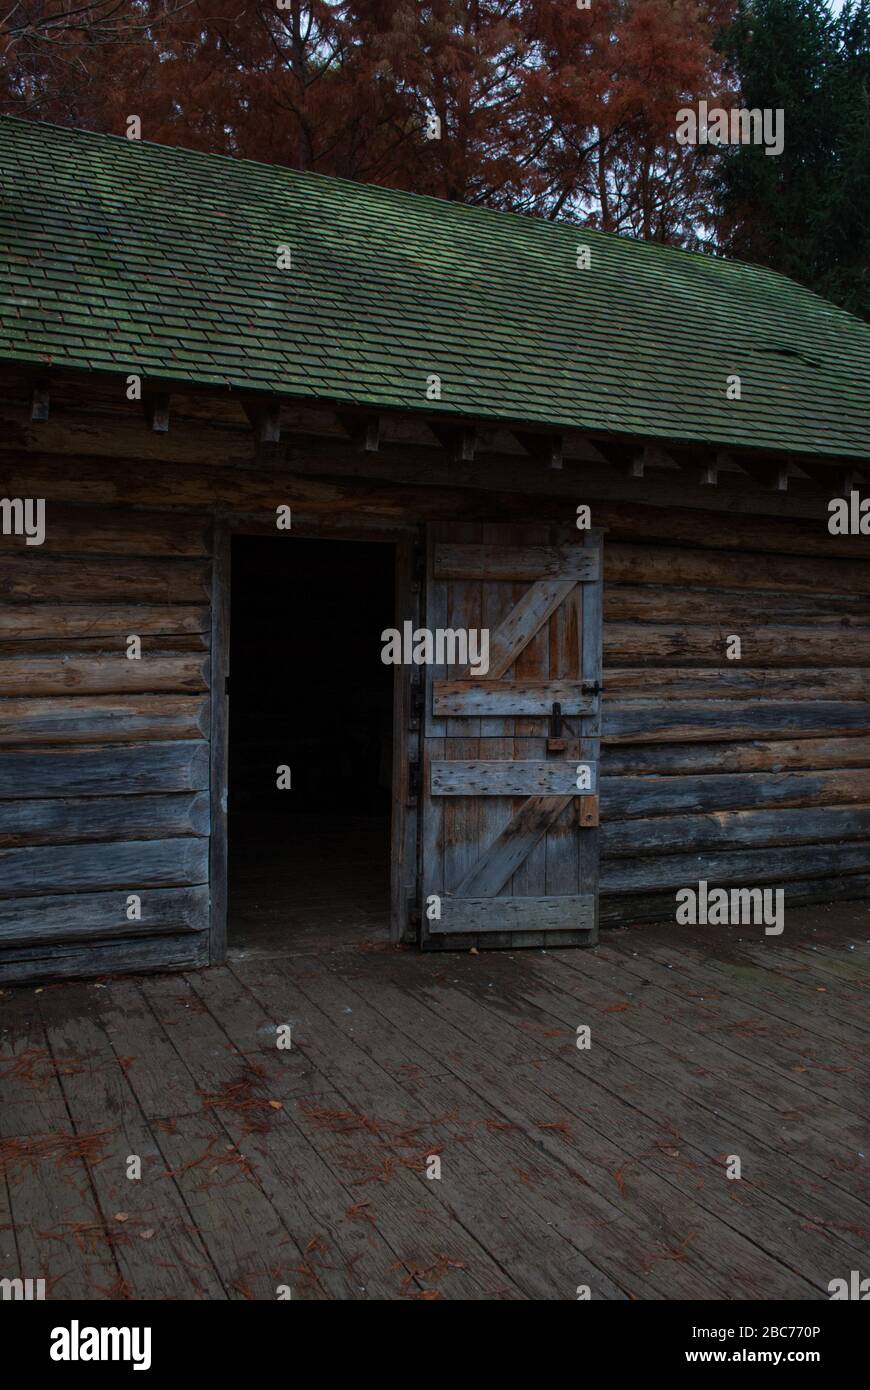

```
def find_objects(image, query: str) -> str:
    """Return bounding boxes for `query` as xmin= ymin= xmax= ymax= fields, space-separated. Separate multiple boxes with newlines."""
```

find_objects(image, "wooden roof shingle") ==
xmin=1 ymin=115 xmax=868 ymax=459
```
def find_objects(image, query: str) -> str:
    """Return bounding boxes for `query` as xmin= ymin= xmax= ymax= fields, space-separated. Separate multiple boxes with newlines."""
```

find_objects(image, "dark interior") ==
xmin=227 ymin=535 xmax=395 ymax=951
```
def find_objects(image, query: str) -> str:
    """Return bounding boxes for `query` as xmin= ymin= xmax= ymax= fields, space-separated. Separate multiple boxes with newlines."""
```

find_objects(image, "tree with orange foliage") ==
xmin=1 ymin=0 xmax=732 ymax=249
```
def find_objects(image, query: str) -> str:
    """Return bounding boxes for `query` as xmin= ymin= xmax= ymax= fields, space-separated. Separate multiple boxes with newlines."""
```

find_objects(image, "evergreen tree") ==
xmin=715 ymin=0 xmax=869 ymax=318
xmin=820 ymin=0 xmax=870 ymax=315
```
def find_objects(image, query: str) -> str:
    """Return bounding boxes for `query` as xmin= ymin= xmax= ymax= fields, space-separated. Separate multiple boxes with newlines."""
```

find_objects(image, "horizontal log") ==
xmin=432 ymin=760 xmax=597 ymax=795
xmin=603 ymin=768 xmax=870 ymax=819
xmin=604 ymin=625 xmax=870 ymax=667
xmin=3 ymin=446 xmax=857 ymax=569
xmin=0 ymin=792 xmax=210 ymax=847
xmin=274 ymin=459 xmax=864 ymax=550
xmin=433 ymin=680 xmax=595 ymax=717
xmin=0 ymin=884 xmax=209 ymax=944
xmin=602 ymin=840 xmax=870 ymax=895
xmin=430 ymin=894 xmax=596 ymax=934
xmin=603 ymin=701 xmax=870 ymax=744
xmin=0 ymin=604 xmax=209 ymax=640
xmin=0 ymin=930 xmax=209 ymax=985
xmin=0 ymin=635 xmax=210 ymax=656
xmin=603 ymin=668 xmax=870 ymax=701
xmin=605 ymin=543 xmax=870 ymax=595
xmin=0 ymin=506 xmax=210 ymax=556
xmin=602 ymin=804 xmax=870 ymax=857
xmin=0 ymin=556 xmax=210 ymax=603
xmin=592 ymin=501 xmax=870 ymax=560
xmin=0 ymin=655 xmax=209 ymax=697
xmin=0 ymin=385 xmax=852 ymax=526
xmin=599 ymin=872 xmax=870 ymax=926
xmin=604 ymin=585 xmax=870 ymax=626
xmin=602 ymin=735 xmax=870 ymax=776
xmin=435 ymin=544 xmax=598 ymax=581
xmin=0 ymin=695 xmax=208 ymax=745
xmin=0 ymin=741 xmax=209 ymax=798
xmin=0 ymin=445 xmax=384 ymax=510
xmin=0 ymin=837 xmax=209 ymax=897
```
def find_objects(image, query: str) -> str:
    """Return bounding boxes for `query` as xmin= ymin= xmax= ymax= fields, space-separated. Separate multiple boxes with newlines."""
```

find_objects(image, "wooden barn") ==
xmin=1 ymin=115 xmax=869 ymax=986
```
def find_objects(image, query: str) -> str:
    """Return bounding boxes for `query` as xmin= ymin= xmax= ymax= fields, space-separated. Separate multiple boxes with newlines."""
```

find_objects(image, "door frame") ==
xmin=208 ymin=514 xmax=420 ymax=965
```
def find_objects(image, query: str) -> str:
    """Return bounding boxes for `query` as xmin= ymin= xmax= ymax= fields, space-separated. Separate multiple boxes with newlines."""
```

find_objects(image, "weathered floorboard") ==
xmin=0 ymin=912 xmax=867 ymax=1298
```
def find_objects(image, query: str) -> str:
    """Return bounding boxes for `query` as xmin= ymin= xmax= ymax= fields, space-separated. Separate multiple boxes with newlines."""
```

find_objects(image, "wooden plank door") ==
xmin=419 ymin=523 xmax=603 ymax=949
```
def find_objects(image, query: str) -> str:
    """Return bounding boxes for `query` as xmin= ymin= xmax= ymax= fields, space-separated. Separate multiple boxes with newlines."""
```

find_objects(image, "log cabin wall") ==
xmin=0 ymin=407 xmax=213 ymax=981
xmin=600 ymin=538 xmax=870 ymax=925
xmin=1 ymin=371 xmax=868 ymax=981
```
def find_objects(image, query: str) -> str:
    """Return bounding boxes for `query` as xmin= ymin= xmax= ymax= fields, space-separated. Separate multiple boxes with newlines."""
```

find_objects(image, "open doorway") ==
xmin=227 ymin=535 xmax=396 ymax=953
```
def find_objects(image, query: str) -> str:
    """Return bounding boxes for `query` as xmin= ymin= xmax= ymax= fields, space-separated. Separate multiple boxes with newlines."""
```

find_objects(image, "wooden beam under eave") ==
xmin=432 ymin=424 xmax=476 ymax=462
xmin=242 ymin=397 xmax=281 ymax=444
xmin=143 ymin=393 xmax=170 ymax=433
xmin=514 ymin=431 xmax=564 ymax=470
xmin=31 ymin=380 xmax=50 ymax=423
xmin=587 ymin=438 xmax=632 ymax=475
xmin=602 ymin=442 xmax=679 ymax=479
xmin=337 ymin=412 xmax=380 ymax=453
xmin=627 ymin=444 xmax=679 ymax=478
xmin=835 ymin=467 xmax=866 ymax=494
xmin=571 ymin=436 xmax=610 ymax=465
xmin=740 ymin=459 xmax=790 ymax=492
xmin=692 ymin=448 xmax=738 ymax=486
xmin=797 ymin=460 xmax=865 ymax=494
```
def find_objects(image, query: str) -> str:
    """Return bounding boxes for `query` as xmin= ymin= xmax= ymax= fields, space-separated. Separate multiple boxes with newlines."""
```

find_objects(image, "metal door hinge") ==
xmin=407 ymin=759 xmax=421 ymax=804
xmin=405 ymin=897 xmax=421 ymax=944
xmin=410 ymin=679 xmax=425 ymax=727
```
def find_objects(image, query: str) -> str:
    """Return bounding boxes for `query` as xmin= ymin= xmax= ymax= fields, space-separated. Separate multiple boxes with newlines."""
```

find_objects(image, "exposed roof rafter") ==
xmin=242 ymin=396 xmax=281 ymax=444
xmin=30 ymin=378 xmax=49 ymax=423
xmin=431 ymin=424 xmax=476 ymax=462
xmin=338 ymin=412 xmax=380 ymax=452
xmin=514 ymin=431 xmax=563 ymax=470
xmin=143 ymin=392 xmax=169 ymax=433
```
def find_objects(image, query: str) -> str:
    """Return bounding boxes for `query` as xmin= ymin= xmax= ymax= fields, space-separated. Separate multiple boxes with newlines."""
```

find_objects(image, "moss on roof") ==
xmin=1 ymin=115 xmax=868 ymax=458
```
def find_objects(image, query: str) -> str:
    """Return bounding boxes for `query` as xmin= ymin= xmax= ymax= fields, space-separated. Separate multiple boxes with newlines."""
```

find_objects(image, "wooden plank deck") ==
xmin=1 ymin=904 xmax=868 ymax=1300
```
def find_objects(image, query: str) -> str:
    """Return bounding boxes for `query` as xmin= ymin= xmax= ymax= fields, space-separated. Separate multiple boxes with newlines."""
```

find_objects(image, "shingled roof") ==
xmin=1 ymin=115 xmax=868 ymax=460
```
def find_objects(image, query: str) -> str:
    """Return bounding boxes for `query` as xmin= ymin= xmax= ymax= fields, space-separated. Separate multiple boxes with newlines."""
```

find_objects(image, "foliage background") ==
xmin=2 ymin=0 xmax=867 ymax=316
